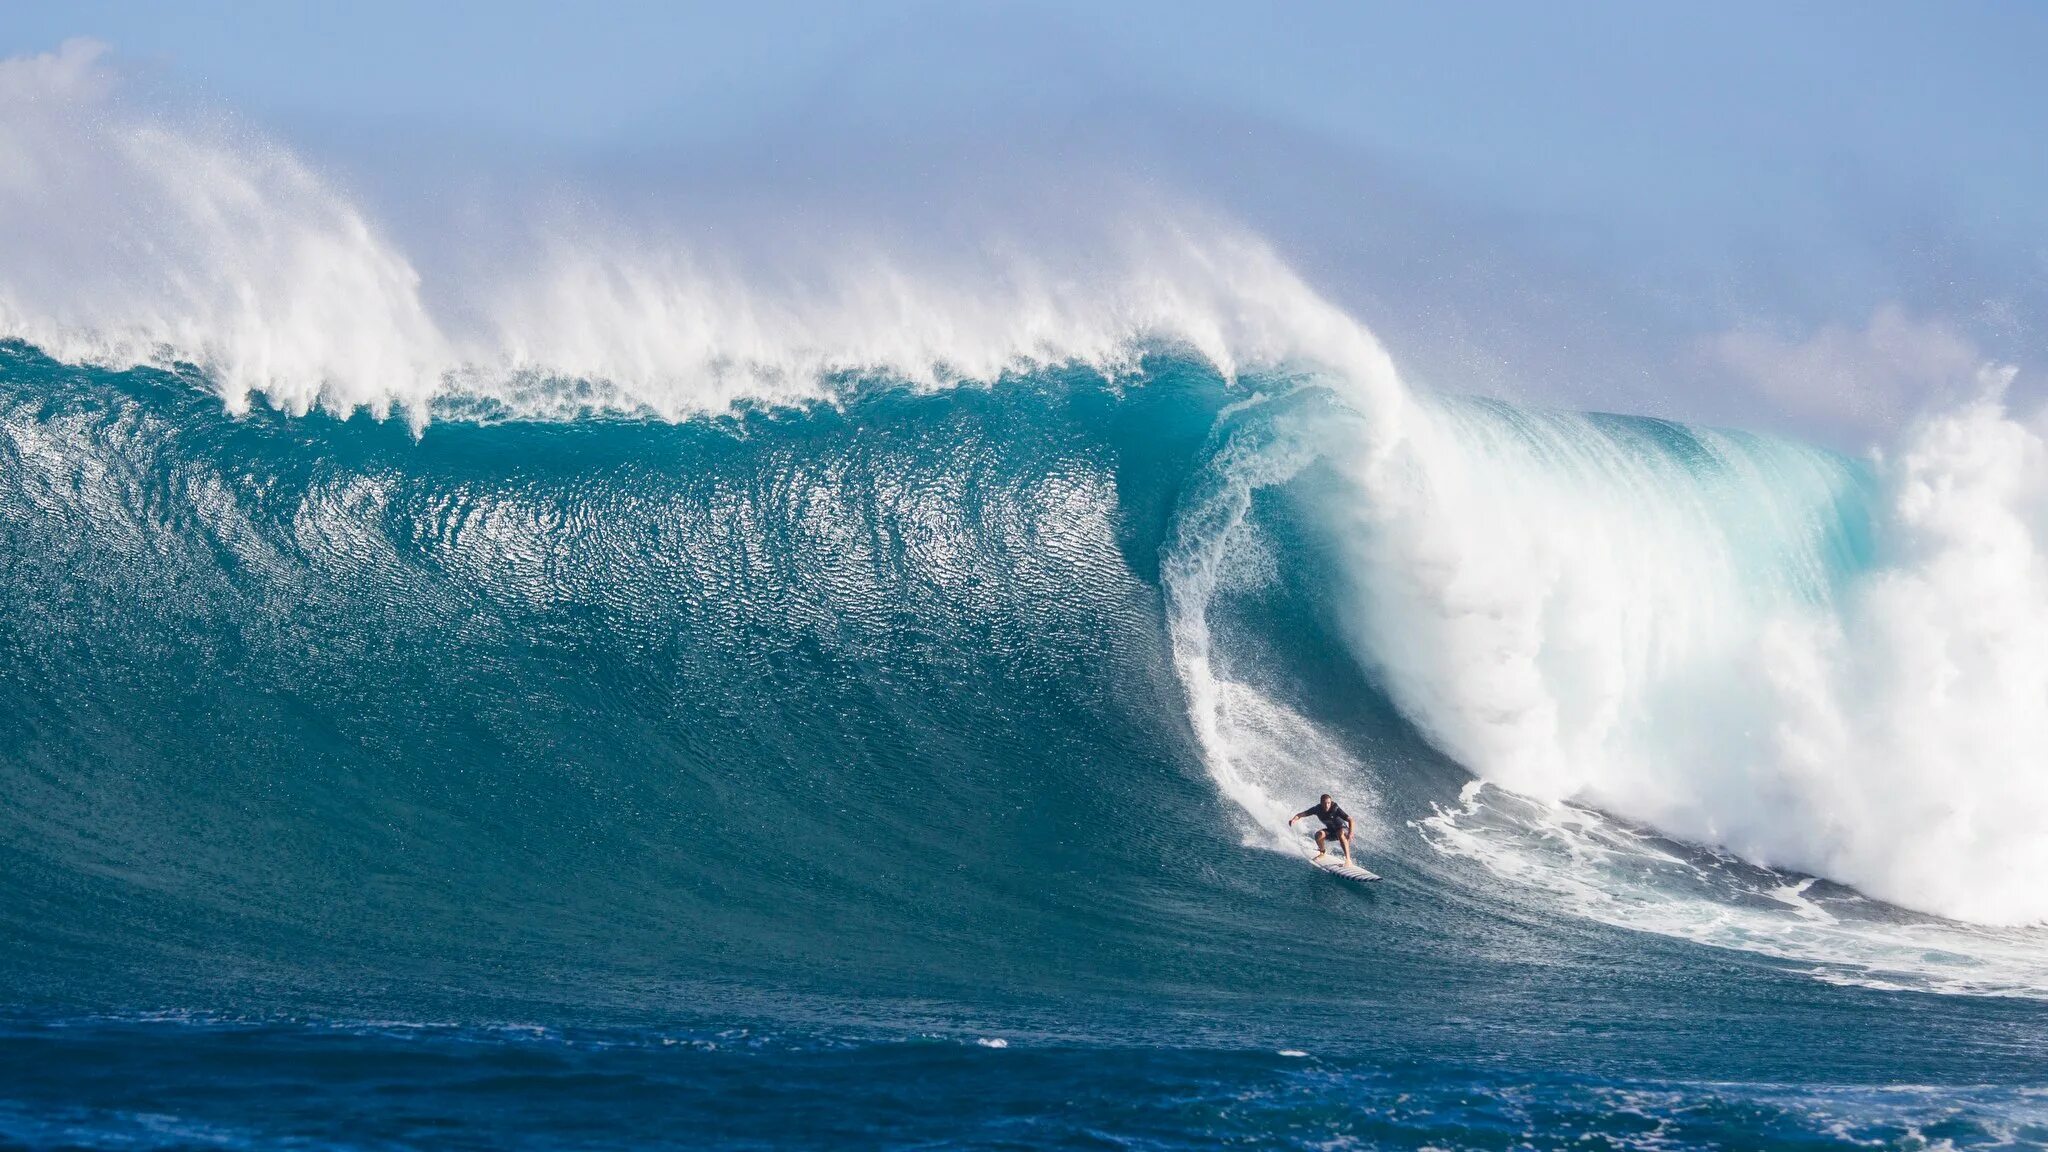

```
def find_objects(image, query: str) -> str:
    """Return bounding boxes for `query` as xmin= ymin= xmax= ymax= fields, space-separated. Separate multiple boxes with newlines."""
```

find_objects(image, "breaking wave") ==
xmin=5 ymin=39 xmax=2048 ymax=1020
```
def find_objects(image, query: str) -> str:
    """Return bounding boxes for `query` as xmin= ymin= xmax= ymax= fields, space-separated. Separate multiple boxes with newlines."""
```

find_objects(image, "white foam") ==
xmin=1421 ymin=782 xmax=2048 ymax=998
xmin=1306 ymin=384 xmax=2048 ymax=927
xmin=1750 ymin=388 xmax=2048 ymax=924
xmin=0 ymin=42 xmax=1396 ymax=428
xmin=0 ymin=43 xmax=450 ymax=420
xmin=1160 ymin=393 xmax=1398 ymax=855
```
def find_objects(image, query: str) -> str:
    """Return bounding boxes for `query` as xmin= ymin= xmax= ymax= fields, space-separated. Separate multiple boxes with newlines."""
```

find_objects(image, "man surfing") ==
xmin=1289 ymin=794 xmax=1355 ymax=865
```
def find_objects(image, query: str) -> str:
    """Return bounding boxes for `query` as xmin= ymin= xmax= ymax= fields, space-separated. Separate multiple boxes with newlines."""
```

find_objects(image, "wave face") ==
xmin=0 ymin=344 xmax=1236 ymax=1015
xmin=1 ymin=334 xmax=2046 ymax=981
xmin=7 ymin=341 xmax=2048 ymax=1144
xmin=12 ymin=340 xmax=2048 ymax=975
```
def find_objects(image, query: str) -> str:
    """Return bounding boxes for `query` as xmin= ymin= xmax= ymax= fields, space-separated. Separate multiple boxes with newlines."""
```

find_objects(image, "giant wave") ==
xmin=4 ymin=38 xmax=2048 ymax=1020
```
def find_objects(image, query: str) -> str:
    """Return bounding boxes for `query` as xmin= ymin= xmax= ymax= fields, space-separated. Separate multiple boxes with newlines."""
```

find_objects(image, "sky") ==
xmin=4 ymin=1 xmax=2045 ymax=438
xmin=12 ymin=2 xmax=2044 ymax=236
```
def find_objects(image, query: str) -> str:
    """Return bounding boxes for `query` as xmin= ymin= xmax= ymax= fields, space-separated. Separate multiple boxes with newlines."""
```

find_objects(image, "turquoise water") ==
xmin=2 ymin=341 xmax=2045 ymax=1148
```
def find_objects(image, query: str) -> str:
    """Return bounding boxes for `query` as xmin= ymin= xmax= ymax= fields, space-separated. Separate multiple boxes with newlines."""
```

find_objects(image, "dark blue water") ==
xmin=2 ymin=340 xmax=2045 ymax=1148
xmin=8 ymin=1017 xmax=2043 ymax=1150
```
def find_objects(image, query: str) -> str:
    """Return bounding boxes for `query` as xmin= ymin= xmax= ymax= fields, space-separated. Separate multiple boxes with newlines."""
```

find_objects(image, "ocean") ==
xmin=4 ymin=337 xmax=2048 ymax=1148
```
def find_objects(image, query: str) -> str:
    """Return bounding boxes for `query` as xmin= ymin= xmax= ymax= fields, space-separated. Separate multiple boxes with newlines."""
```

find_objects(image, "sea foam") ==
xmin=0 ymin=41 xmax=1391 ymax=427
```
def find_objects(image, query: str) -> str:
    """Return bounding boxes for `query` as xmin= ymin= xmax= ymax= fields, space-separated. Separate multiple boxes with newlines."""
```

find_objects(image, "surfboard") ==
xmin=1302 ymin=842 xmax=1380 ymax=882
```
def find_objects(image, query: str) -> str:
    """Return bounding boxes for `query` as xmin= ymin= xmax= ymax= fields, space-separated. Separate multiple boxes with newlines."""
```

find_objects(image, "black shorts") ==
xmin=1315 ymin=825 xmax=1349 ymax=839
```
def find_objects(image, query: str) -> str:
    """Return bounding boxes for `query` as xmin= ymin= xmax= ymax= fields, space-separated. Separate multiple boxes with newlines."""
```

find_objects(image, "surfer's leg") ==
xmin=1340 ymin=829 xmax=1353 ymax=863
xmin=1312 ymin=829 xmax=1327 ymax=858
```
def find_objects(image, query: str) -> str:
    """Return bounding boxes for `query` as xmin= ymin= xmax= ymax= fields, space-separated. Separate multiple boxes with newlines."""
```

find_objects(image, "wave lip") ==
xmin=0 ymin=42 xmax=449 ymax=419
xmin=0 ymin=42 xmax=1404 ymax=429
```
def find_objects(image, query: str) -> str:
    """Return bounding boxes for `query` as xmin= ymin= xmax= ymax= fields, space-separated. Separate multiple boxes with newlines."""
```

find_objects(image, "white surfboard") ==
xmin=1302 ymin=842 xmax=1380 ymax=882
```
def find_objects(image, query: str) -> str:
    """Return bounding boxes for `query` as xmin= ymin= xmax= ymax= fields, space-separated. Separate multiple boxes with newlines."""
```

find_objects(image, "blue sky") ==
xmin=12 ymin=1 xmax=2044 ymax=242
xmin=6 ymin=2 xmax=2045 ymax=435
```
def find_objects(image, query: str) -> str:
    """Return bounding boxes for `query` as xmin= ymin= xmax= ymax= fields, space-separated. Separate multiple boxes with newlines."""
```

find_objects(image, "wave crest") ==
xmin=0 ymin=42 xmax=1395 ymax=427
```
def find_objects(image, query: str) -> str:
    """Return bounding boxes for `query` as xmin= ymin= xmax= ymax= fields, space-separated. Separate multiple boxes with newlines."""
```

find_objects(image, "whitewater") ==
xmin=6 ymin=36 xmax=2048 ymax=1151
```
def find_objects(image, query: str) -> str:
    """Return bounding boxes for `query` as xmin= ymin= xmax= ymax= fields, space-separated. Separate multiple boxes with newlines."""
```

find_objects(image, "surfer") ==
xmin=1289 ymin=795 xmax=1355 ymax=864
